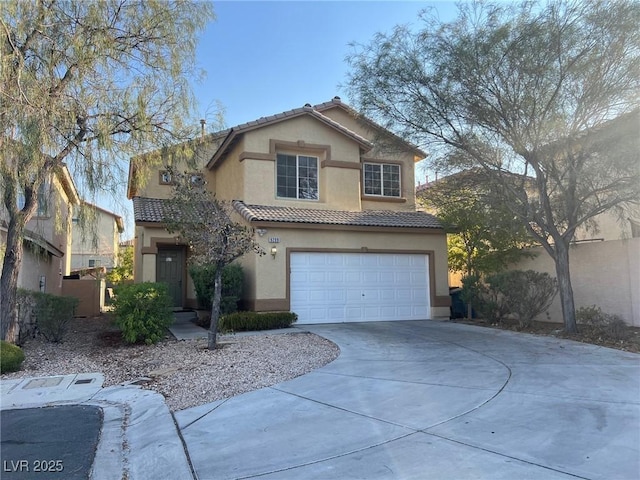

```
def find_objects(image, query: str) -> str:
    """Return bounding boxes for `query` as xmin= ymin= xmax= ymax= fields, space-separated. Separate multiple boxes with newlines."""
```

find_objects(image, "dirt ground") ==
xmin=451 ymin=317 xmax=640 ymax=354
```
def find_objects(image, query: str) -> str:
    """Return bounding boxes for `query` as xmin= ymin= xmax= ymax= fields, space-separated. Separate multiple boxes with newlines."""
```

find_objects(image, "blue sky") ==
xmin=116 ymin=1 xmax=461 ymax=237
xmin=193 ymin=1 xmax=459 ymax=128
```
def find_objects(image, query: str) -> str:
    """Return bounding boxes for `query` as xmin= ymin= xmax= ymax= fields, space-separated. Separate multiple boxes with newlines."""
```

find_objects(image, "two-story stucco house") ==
xmin=70 ymin=201 xmax=125 ymax=272
xmin=127 ymin=98 xmax=450 ymax=324
xmin=0 ymin=164 xmax=79 ymax=295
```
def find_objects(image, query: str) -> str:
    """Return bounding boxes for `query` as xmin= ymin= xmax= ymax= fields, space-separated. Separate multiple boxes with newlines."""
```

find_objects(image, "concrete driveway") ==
xmin=175 ymin=320 xmax=640 ymax=480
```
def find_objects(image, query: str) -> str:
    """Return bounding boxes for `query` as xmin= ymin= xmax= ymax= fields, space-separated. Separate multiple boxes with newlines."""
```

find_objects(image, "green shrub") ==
xmin=219 ymin=311 xmax=298 ymax=333
xmin=487 ymin=270 xmax=557 ymax=328
xmin=189 ymin=264 xmax=243 ymax=314
xmin=577 ymin=305 xmax=629 ymax=341
xmin=32 ymin=292 xmax=79 ymax=342
xmin=112 ymin=282 xmax=173 ymax=344
xmin=1 ymin=340 xmax=25 ymax=373
xmin=462 ymin=270 xmax=557 ymax=327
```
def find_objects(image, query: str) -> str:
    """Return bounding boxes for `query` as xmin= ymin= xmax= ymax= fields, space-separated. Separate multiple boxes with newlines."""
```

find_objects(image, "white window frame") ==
xmin=363 ymin=162 xmax=401 ymax=198
xmin=276 ymin=153 xmax=319 ymax=201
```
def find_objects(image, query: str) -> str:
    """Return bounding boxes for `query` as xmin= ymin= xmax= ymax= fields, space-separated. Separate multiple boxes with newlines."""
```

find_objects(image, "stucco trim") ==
xmin=269 ymin=139 xmax=331 ymax=160
xmin=238 ymin=151 xmax=275 ymax=162
xmin=433 ymin=295 xmax=452 ymax=307
xmin=141 ymin=236 xmax=186 ymax=254
xmin=321 ymin=160 xmax=361 ymax=170
xmin=285 ymin=247 xmax=443 ymax=315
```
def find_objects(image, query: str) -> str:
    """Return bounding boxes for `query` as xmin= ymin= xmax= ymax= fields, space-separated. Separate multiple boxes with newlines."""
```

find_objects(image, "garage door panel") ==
xmin=346 ymin=290 xmax=363 ymax=302
xmin=291 ymin=252 xmax=430 ymax=324
xmin=345 ymin=271 xmax=360 ymax=283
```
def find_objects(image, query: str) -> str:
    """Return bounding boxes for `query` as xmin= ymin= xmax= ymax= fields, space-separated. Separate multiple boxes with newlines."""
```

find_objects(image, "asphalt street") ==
xmin=1 ymin=405 xmax=102 ymax=480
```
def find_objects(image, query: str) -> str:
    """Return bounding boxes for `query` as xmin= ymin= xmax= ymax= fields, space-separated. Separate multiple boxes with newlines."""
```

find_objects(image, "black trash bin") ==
xmin=449 ymin=287 xmax=475 ymax=319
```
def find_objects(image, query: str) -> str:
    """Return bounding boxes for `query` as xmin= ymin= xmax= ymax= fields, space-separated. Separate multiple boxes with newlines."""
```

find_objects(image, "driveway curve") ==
xmin=176 ymin=320 xmax=640 ymax=480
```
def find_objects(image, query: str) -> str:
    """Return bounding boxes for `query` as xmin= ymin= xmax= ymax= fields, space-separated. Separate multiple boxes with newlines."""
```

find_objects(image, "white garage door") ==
xmin=290 ymin=252 xmax=430 ymax=324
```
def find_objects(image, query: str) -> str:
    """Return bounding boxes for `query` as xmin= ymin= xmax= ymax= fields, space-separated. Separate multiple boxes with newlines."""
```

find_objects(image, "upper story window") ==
xmin=16 ymin=183 xmax=50 ymax=214
xmin=276 ymin=154 xmax=318 ymax=200
xmin=37 ymin=183 xmax=49 ymax=216
xmin=363 ymin=163 xmax=401 ymax=197
xmin=189 ymin=173 xmax=204 ymax=186
xmin=159 ymin=170 xmax=172 ymax=185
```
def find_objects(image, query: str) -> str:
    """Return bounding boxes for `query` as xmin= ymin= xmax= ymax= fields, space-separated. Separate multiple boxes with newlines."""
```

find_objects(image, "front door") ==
xmin=156 ymin=248 xmax=184 ymax=307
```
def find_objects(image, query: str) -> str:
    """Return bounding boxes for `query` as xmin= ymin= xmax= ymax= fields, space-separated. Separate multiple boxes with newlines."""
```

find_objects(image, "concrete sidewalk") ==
xmin=176 ymin=321 xmax=640 ymax=480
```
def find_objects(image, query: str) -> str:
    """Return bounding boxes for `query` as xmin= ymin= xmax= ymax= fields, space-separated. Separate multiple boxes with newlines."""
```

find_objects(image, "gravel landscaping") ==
xmin=1 ymin=316 xmax=340 ymax=412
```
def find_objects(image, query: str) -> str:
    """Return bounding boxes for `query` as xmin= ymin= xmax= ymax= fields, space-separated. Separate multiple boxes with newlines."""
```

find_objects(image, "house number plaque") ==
xmin=268 ymin=237 xmax=280 ymax=243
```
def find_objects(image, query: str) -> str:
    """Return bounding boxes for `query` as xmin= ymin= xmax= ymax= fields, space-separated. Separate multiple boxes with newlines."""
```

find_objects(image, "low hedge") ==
xmin=112 ymin=282 xmax=173 ymax=344
xmin=219 ymin=311 xmax=298 ymax=333
xmin=1 ymin=340 xmax=25 ymax=373
xmin=32 ymin=292 xmax=79 ymax=342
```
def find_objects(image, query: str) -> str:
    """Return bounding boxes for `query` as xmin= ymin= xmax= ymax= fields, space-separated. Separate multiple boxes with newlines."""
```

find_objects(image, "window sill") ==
xmin=361 ymin=195 xmax=407 ymax=203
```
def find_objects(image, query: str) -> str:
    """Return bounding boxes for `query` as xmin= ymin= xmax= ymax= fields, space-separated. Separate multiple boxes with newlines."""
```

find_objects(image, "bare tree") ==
xmin=347 ymin=0 xmax=640 ymax=333
xmin=164 ymin=170 xmax=262 ymax=349
xmin=0 ymin=0 xmax=214 ymax=342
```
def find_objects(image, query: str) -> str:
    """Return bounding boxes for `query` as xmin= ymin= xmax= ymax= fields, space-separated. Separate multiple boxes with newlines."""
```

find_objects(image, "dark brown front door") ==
xmin=156 ymin=248 xmax=185 ymax=307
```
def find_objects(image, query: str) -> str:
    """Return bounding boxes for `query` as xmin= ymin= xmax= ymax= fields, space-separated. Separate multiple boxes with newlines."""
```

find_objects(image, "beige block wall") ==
xmin=512 ymin=238 xmax=640 ymax=326
xmin=247 ymin=226 xmax=450 ymax=318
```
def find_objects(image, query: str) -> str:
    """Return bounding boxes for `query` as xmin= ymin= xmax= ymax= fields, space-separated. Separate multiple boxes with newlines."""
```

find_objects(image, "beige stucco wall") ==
xmin=17 ymin=245 xmax=63 ymax=295
xmin=245 ymin=226 xmax=450 ymax=318
xmin=511 ymin=238 xmax=640 ymax=326
xmin=237 ymin=116 xmax=364 ymax=210
xmin=574 ymin=210 xmax=637 ymax=242
xmin=212 ymin=136 xmax=245 ymax=201
xmin=222 ymin=114 xmax=419 ymax=213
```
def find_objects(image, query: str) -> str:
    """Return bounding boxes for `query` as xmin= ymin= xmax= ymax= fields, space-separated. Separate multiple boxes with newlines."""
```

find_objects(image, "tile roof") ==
xmin=133 ymin=197 xmax=442 ymax=229
xmin=207 ymin=104 xmax=374 ymax=169
xmin=134 ymin=197 xmax=443 ymax=230
xmin=313 ymin=97 xmax=427 ymax=159
xmin=232 ymin=201 xmax=442 ymax=229
xmin=132 ymin=197 xmax=168 ymax=223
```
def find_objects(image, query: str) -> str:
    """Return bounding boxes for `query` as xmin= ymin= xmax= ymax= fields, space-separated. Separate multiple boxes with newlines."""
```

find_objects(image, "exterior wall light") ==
xmin=270 ymin=246 xmax=277 ymax=258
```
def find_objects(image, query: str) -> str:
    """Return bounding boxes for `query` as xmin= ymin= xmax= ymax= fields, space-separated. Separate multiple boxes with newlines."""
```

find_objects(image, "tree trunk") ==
xmin=207 ymin=266 xmax=223 ymax=350
xmin=1 ymin=218 xmax=26 ymax=343
xmin=553 ymin=240 xmax=577 ymax=334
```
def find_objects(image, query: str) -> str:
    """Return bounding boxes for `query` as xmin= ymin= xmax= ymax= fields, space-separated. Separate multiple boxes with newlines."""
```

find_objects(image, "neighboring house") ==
xmin=70 ymin=201 xmax=124 ymax=272
xmin=0 ymin=164 xmax=80 ymax=295
xmin=418 ymin=111 xmax=640 ymax=327
xmin=127 ymin=97 xmax=450 ymax=324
